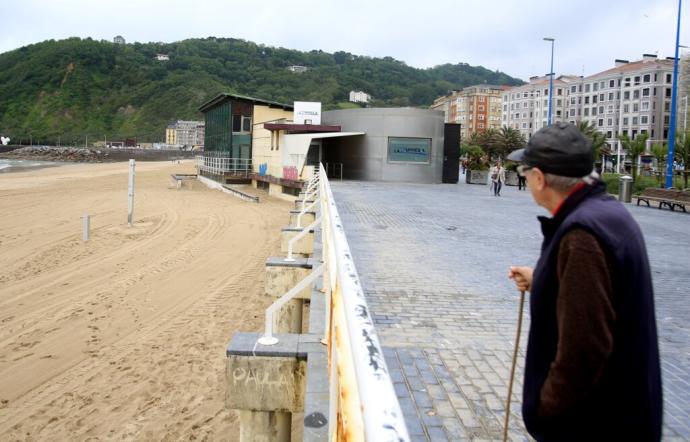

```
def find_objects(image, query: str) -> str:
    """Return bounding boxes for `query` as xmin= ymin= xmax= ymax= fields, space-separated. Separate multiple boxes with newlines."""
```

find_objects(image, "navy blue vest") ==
xmin=523 ymin=181 xmax=662 ymax=441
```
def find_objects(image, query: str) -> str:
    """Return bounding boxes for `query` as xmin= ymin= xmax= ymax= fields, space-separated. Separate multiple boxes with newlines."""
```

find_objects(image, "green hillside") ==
xmin=0 ymin=37 xmax=523 ymax=144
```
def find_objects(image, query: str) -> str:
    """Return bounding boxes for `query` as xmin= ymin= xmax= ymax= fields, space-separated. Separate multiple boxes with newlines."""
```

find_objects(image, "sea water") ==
xmin=0 ymin=159 xmax=61 ymax=173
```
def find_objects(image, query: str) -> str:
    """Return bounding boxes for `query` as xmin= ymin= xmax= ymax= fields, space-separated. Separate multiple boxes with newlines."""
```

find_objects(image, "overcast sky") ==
xmin=1 ymin=0 xmax=688 ymax=81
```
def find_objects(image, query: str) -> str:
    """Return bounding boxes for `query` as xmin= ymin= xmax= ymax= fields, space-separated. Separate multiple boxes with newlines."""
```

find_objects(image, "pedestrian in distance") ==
xmin=517 ymin=168 xmax=527 ymax=191
xmin=490 ymin=160 xmax=506 ymax=196
xmin=507 ymin=123 xmax=662 ymax=441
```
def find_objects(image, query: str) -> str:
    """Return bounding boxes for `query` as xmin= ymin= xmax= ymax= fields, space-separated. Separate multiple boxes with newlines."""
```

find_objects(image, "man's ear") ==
xmin=531 ymin=168 xmax=546 ymax=190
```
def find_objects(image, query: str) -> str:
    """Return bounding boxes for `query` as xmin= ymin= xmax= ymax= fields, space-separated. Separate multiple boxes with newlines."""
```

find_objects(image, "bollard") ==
xmin=127 ymin=159 xmax=136 ymax=226
xmin=82 ymin=214 xmax=90 ymax=241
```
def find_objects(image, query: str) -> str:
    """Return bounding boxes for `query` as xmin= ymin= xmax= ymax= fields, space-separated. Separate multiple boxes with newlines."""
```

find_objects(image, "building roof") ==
xmin=587 ymin=58 xmax=673 ymax=79
xmin=199 ymin=93 xmax=294 ymax=113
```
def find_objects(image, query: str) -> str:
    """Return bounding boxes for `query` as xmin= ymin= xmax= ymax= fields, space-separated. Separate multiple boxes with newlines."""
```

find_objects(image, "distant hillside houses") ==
xmin=349 ymin=90 xmax=371 ymax=103
xmin=165 ymin=120 xmax=204 ymax=149
xmin=155 ymin=54 xmax=169 ymax=61
xmin=113 ymin=35 xmax=125 ymax=44
xmin=287 ymin=65 xmax=309 ymax=73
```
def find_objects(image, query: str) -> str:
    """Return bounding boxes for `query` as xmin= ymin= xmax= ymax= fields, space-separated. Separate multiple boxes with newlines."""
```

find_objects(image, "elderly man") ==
xmin=507 ymin=123 xmax=662 ymax=441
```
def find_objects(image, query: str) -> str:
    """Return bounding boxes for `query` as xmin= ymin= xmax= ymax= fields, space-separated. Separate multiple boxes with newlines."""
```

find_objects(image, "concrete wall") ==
xmin=322 ymin=108 xmax=445 ymax=184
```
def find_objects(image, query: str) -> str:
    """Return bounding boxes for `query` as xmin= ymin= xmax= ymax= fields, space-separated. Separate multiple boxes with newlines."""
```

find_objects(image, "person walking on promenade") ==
xmin=517 ymin=169 xmax=527 ymax=190
xmin=490 ymin=160 xmax=506 ymax=196
xmin=507 ymin=123 xmax=662 ymax=441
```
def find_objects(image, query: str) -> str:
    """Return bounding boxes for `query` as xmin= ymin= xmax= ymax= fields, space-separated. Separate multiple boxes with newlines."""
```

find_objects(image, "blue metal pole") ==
xmin=666 ymin=0 xmax=683 ymax=188
xmin=547 ymin=40 xmax=555 ymax=126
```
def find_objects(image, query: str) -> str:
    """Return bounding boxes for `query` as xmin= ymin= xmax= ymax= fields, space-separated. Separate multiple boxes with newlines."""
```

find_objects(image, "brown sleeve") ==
xmin=538 ymin=229 xmax=616 ymax=418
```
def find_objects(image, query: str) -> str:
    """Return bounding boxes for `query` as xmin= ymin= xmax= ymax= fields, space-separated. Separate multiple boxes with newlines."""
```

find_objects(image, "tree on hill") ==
xmin=0 ymin=37 xmax=523 ymax=144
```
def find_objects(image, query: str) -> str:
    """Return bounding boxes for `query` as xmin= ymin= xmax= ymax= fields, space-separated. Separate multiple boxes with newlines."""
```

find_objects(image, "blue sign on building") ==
xmin=387 ymin=137 xmax=431 ymax=163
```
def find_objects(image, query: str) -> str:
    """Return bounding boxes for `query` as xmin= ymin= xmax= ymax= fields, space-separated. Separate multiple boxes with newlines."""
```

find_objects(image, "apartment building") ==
xmin=565 ymin=55 xmax=675 ymax=148
xmin=432 ymin=85 xmax=504 ymax=140
xmin=165 ymin=120 xmax=205 ymax=148
xmin=349 ymin=90 xmax=372 ymax=104
xmin=503 ymin=55 xmax=676 ymax=168
xmin=501 ymin=75 xmax=574 ymax=140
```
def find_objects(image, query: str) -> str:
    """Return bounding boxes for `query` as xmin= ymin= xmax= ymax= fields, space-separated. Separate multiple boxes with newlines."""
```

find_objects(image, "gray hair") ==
xmin=544 ymin=170 xmax=599 ymax=193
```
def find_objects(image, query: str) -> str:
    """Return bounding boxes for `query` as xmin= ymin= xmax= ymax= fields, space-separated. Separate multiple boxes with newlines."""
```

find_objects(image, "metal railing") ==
xmin=195 ymin=155 xmax=252 ymax=176
xmin=258 ymin=164 xmax=409 ymax=441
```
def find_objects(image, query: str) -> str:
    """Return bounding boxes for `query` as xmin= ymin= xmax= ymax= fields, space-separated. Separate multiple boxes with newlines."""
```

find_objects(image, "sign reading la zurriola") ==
xmin=387 ymin=137 xmax=431 ymax=163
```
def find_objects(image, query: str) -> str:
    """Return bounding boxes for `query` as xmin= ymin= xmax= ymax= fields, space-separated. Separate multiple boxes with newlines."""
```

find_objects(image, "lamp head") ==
xmin=543 ymin=37 xmax=555 ymax=42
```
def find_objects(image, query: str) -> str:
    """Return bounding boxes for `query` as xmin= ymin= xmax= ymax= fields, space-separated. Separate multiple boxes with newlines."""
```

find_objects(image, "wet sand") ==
xmin=0 ymin=161 xmax=291 ymax=440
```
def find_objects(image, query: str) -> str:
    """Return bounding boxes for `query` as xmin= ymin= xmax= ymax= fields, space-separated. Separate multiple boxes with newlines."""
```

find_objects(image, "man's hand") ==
xmin=509 ymin=266 xmax=533 ymax=292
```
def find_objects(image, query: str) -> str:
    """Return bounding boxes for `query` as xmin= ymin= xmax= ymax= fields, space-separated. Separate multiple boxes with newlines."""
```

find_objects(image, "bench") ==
xmin=634 ymin=188 xmax=688 ymax=212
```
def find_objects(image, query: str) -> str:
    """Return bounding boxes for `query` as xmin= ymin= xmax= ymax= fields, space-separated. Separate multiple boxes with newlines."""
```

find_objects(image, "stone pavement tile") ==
xmin=425 ymin=426 xmax=449 ymax=442
xmin=333 ymin=179 xmax=690 ymax=441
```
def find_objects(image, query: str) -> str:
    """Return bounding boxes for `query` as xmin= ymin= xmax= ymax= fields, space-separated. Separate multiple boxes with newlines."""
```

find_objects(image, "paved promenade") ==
xmin=331 ymin=176 xmax=689 ymax=441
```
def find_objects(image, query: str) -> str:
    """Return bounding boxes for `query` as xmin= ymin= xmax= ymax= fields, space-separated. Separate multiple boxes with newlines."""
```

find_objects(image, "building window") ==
xmin=623 ymin=117 xmax=629 ymax=125
xmin=593 ymin=83 xmax=599 ymax=91
xmin=607 ymin=131 xmax=613 ymax=138
xmin=571 ymin=97 xmax=576 ymax=105
xmin=633 ymin=90 xmax=640 ymax=99
xmin=664 ymin=115 xmax=670 ymax=125
xmin=584 ymin=108 xmax=590 ymax=116
xmin=665 ymin=88 xmax=672 ymax=97
xmin=624 ymin=104 xmax=629 ymax=113
xmin=598 ymin=119 xmax=604 ymax=127
xmin=608 ymin=92 xmax=614 ymax=101
xmin=593 ymin=95 xmax=598 ymax=104
xmin=571 ymin=86 xmax=577 ymax=93
xmin=242 ymin=116 xmax=252 ymax=132
xmin=633 ymin=103 xmax=639 ymax=112
xmin=643 ymin=74 xmax=651 ymax=83
xmin=585 ymin=84 xmax=591 ymax=93
xmin=599 ymin=106 xmax=604 ymax=114
xmin=642 ymin=88 xmax=650 ymax=97
xmin=624 ymin=91 xmax=630 ymax=100
xmin=558 ymin=88 xmax=563 ymax=96
xmin=666 ymin=74 xmax=672 ymax=83
xmin=592 ymin=107 xmax=597 ymax=116
xmin=634 ymin=76 xmax=640 ymax=85
xmin=632 ymin=117 xmax=639 ymax=125
xmin=585 ymin=96 xmax=590 ymax=104
xmin=641 ymin=116 xmax=649 ymax=124
xmin=232 ymin=115 xmax=242 ymax=132
xmin=607 ymin=118 xmax=613 ymax=126
xmin=609 ymin=79 xmax=615 ymax=88
xmin=570 ymin=109 xmax=576 ymax=116
xmin=641 ymin=101 xmax=650 ymax=111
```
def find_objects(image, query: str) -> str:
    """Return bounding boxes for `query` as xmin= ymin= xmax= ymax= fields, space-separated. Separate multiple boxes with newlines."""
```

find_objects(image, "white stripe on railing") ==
xmin=319 ymin=164 xmax=409 ymax=441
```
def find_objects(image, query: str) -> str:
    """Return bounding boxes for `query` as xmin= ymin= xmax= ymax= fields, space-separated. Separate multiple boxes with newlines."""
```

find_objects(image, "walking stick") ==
xmin=503 ymin=290 xmax=526 ymax=442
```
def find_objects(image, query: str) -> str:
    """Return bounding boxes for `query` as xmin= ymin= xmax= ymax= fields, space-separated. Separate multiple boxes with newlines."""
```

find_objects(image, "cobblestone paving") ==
xmin=331 ymin=176 xmax=689 ymax=441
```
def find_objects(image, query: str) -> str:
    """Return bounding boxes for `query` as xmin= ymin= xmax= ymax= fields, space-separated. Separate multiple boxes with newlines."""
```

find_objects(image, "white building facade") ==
xmin=349 ymin=90 xmax=371 ymax=104
xmin=503 ymin=55 xmax=676 ymax=168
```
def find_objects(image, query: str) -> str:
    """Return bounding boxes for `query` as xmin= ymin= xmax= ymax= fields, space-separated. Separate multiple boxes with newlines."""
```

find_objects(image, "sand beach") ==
xmin=0 ymin=160 xmax=291 ymax=440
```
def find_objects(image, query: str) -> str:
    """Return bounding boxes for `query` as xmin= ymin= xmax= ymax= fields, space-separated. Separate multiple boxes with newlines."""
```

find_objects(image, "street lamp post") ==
xmin=544 ymin=37 xmax=555 ymax=126
xmin=666 ymin=0 xmax=683 ymax=188
xmin=678 ymin=46 xmax=688 ymax=144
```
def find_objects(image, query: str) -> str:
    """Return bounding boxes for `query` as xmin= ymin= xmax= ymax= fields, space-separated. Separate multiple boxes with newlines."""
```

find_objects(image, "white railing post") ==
xmin=285 ymin=217 xmax=321 ymax=262
xmin=258 ymin=264 xmax=325 ymax=346
xmin=296 ymin=199 xmax=318 ymax=228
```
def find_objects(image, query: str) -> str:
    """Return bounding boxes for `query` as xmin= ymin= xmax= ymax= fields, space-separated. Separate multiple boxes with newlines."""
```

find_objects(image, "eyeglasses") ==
xmin=517 ymin=165 xmax=533 ymax=177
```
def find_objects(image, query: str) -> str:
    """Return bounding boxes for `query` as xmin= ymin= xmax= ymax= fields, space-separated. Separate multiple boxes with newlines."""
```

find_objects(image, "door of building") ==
xmin=442 ymin=123 xmax=461 ymax=183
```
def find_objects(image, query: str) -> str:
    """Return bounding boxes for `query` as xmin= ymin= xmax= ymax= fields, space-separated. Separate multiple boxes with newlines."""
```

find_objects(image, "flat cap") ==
xmin=507 ymin=123 xmax=594 ymax=177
